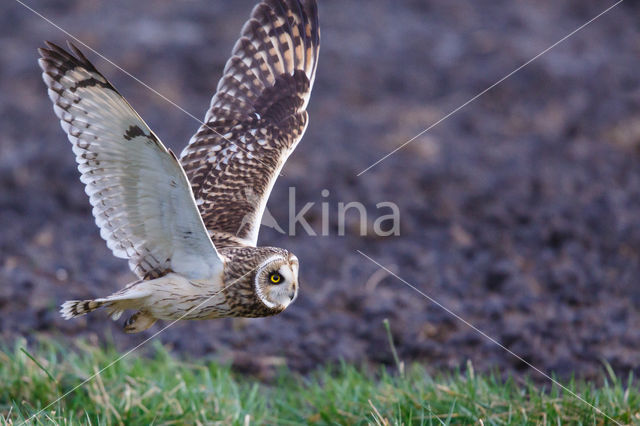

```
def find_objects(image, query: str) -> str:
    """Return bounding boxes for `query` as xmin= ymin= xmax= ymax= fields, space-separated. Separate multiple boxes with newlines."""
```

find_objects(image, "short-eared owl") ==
xmin=37 ymin=0 xmax=319 ymax=333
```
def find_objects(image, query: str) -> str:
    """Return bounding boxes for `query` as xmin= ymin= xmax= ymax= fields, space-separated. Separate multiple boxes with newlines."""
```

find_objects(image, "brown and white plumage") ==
xmin=180 ymin=0 xmax=319 ymax=247
xmin=38 ymin=42 xmax=224 ymax=281
xmin=38 ymin=0 xmax=319 ymax=333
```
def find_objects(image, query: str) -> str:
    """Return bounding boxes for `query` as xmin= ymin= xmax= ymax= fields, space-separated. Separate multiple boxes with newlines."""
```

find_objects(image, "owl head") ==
xmin=254 ymin=251 xmax=299 ymax=310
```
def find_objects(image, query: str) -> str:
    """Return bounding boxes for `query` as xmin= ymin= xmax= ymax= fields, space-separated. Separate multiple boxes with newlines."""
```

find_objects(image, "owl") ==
xmin=37 ymin=0 xmax=319 ymax=333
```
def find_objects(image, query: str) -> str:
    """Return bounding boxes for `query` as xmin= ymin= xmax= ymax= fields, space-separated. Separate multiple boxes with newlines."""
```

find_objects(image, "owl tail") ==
xmin=60 ymin=299 xmax=156 ymax=333
xmin=60 ymin=279 xmax=151 ymax=322
xmin=60 ymin=280 xmax=158 ymax=333
xmin=60 ymin=299 xmax=113 ymax=319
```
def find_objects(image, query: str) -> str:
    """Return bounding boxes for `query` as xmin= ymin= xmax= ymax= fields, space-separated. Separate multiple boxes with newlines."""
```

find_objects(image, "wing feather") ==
xmin=38 ymin=42 xmax=224 ymax=280
xmin=180 ymin=0 xmax=319 ymax=247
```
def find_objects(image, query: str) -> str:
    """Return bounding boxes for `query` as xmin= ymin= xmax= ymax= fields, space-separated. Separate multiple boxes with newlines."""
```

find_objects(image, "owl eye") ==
xmin=269 ymin=271 xmax=283 ymax=284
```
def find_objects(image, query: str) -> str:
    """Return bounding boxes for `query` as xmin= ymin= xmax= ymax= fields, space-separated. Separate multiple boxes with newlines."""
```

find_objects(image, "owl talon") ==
xmin=124 ymin=311 xmax=157 ymax=333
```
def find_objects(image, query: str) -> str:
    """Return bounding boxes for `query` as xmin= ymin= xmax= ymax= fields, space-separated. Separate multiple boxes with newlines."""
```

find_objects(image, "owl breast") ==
xmin=140 ymin=272 xmax=230 ymax=320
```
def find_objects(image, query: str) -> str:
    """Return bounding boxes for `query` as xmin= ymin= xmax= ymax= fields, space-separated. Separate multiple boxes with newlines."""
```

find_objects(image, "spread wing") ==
xmin=38 ymin=42 xmax=224 ymax=280
xmin=180 ymin=0 xmax=319 ymax=247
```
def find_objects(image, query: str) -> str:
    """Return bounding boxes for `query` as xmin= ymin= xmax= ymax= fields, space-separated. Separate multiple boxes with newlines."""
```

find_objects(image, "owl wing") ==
xmin=38 ymin=42 xmax=224 ymax=280
xmin=180 ymin=0 xmax=319 ymax=247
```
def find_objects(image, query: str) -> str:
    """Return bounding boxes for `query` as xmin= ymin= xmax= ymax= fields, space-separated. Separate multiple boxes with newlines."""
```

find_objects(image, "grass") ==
xmin=0 ymin=338 xmax=639 ymax=425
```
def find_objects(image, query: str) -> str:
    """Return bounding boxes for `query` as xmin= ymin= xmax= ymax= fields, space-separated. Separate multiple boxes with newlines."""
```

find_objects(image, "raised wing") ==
xmin=180 ymin=0 xmax=319 ymax=247
xmin=38 ymin=42 xmax=224 ymax=280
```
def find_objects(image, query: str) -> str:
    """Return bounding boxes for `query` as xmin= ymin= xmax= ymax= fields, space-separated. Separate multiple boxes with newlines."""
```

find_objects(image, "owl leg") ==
xmin=123 ymin=311 xmax=157 ymax=333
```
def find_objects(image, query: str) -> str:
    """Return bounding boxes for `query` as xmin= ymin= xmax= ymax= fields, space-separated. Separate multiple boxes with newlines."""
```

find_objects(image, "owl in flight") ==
xmin=37 ymin=0 xmax=319 ymax=333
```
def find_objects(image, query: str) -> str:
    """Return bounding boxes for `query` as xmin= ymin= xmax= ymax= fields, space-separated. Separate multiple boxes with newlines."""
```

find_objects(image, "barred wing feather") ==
xmin=38 ymin=42 xmax=224 ymax=280
xmin=180 ymin=0 xmax=319 ymax=247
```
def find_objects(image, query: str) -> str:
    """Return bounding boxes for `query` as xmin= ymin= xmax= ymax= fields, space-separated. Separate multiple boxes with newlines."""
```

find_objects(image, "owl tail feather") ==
xmin=60 ymin=279 xmax=151 ymax=322
xmin=60 ymin=299 xmax=108 ymax=319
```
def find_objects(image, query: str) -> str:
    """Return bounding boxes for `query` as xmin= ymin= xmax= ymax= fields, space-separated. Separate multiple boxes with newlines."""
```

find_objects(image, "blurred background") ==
xmin=1 ymin=0 xmax=640 ymax=381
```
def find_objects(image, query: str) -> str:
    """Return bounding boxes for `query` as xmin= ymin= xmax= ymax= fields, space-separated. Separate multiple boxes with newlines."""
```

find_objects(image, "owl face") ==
xmin=254 ymin=253 xmax=299 ymax=310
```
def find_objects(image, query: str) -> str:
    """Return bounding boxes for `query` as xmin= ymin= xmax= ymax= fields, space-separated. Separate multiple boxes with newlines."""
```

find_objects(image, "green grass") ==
xmin=0 ymin=338 xmax=638 ymax=425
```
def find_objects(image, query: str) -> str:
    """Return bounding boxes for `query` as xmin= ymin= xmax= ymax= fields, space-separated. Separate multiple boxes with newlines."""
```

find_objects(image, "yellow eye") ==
xmin=269 ymin=272 xmax=283 ymax=284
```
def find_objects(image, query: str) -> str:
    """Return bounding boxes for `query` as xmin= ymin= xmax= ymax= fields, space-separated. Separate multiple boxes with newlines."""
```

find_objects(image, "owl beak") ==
xmin=288 ymin=281 xmax=298 ymax=301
